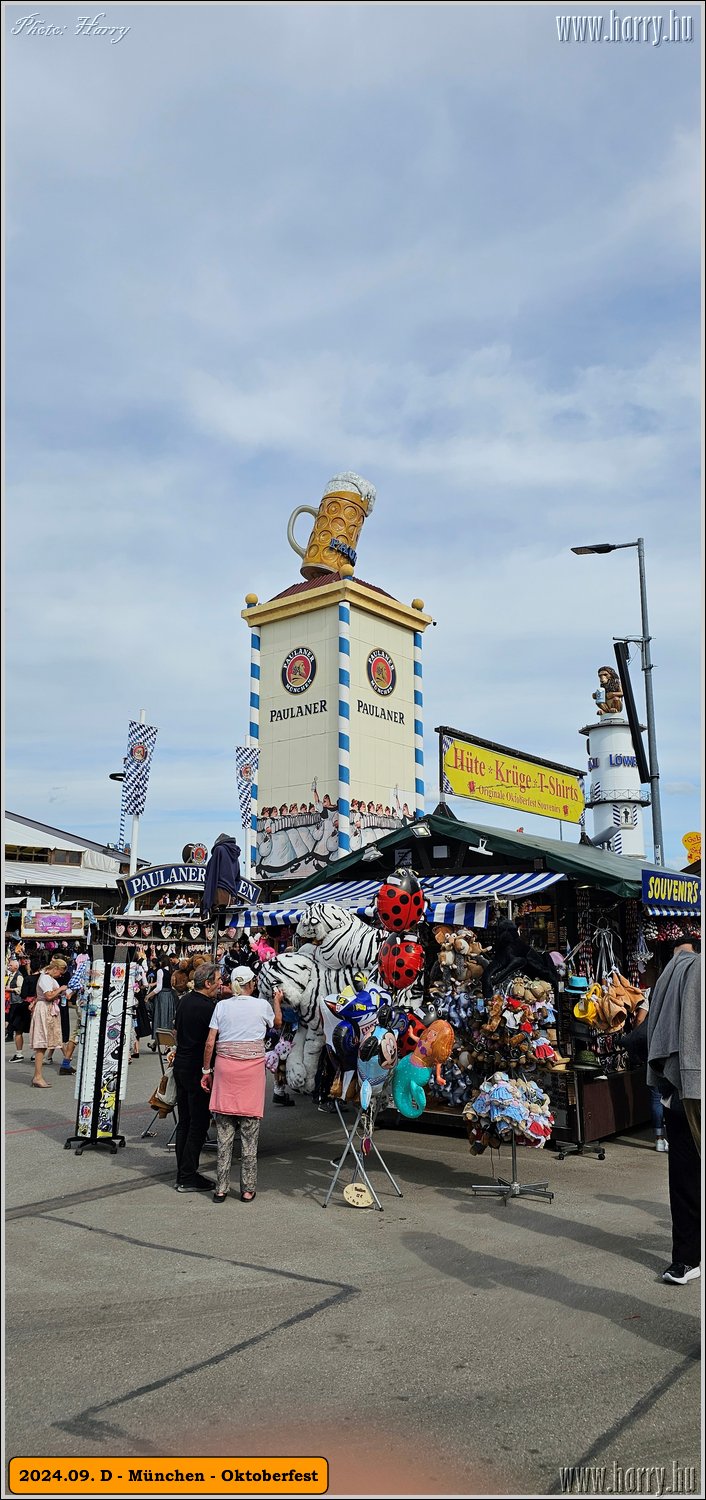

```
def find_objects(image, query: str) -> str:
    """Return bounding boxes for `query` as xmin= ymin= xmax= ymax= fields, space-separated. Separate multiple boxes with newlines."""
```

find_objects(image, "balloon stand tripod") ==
xmin=322 ymin=1100 xmax=403 ymax=1211
xmin=471 ymin=1134 xmax=554 ymax=1205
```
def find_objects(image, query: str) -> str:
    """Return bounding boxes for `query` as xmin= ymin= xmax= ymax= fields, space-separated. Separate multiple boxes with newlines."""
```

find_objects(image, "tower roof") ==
xmin=271 ymin=575 xmax=394 ymax=602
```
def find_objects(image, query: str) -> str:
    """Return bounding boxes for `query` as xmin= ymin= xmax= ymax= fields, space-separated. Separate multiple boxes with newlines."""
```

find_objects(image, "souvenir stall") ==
xmin=269 ymin=812 xmax=701 ymax=1152
xmin=98 ymin=909 xmax=215 ymax=963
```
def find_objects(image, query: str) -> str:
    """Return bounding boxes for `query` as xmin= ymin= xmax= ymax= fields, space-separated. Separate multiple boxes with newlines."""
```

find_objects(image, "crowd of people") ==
xmin=5 ymin=926 xmax=701 ymax=1265
xmin=5 ymin=940 xmax=90 ymax=1086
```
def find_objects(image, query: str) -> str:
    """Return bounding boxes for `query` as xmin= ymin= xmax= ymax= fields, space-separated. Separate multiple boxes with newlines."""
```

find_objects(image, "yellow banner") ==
xmin=442 ymin=736 xmax=585 ymax=824
xmin=8 ymin=1459 xmax=328 ymax=1496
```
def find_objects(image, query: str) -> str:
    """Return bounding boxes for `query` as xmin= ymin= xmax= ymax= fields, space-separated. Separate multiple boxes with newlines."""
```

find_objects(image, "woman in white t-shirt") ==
xmin=201 ymin=966 xmax=283 ymax=1203
xmin=29 ymin=958 xmax=69 ymax=1087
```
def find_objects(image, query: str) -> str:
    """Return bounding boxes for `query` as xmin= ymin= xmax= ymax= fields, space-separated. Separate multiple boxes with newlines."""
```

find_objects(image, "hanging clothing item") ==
xmin=202 ymin=835 xmax=241 ymax=918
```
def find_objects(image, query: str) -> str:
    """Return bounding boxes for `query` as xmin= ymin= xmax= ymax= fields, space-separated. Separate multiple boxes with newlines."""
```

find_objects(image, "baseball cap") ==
xmin=232 ymin=965 xmax=256 ymax=984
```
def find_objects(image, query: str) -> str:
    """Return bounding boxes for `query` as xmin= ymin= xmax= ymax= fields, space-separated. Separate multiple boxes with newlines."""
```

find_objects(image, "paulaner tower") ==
xmin=242 ymin=473 xmax=431 ymax=883
xmin=579 ymin=666 xmax=649 ymax=858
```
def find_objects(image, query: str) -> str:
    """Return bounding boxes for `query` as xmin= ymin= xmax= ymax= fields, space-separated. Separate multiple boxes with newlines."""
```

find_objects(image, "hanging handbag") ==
xmin=150 ymin=1067 xmax=177 ymax=1112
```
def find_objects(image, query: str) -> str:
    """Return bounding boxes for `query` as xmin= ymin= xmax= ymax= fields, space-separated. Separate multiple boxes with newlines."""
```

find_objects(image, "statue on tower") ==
xmin=287 ymin=471 xmax=376 ymax=580
xmin=592 ymin=666 xmax=624 ymax=716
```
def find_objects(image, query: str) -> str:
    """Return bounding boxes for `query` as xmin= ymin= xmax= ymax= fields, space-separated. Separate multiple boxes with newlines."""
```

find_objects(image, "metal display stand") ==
xmin=555 ymin=1069 xmax=606 ymax=1161
xmin=472 ymin=1134 xmax=554 ymax=1205
xmin=323 ymin=1101 xmax=404 ymax=1211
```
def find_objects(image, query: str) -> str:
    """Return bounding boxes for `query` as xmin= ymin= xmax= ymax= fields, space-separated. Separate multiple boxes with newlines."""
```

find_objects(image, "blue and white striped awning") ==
xmin=228 ymin=871 xmax=564 ymax=931
xmin=645 ymin=904 xmax=700 ymax=918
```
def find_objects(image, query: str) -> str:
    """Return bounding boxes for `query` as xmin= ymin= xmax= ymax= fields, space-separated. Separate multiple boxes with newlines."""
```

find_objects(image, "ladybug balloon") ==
xmin=376 ymin=872 xmax=426 ymax=933
xmin=378 ymin=935 xmax=425 ymax=991
xmin=396 ymin=1012 xmax=427 ymax=1057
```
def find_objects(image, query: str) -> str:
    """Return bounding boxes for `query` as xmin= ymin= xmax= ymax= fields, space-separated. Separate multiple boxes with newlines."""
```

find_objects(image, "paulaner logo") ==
xmin=282 ymin=647 xmax=317 ymax=694
xmin=367 ymin=649 xmax=396 ymax=696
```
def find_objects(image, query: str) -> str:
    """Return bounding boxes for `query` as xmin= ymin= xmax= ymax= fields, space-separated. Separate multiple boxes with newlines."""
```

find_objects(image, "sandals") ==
xmin=212 ymin=1192 xmax=228 ymax=1203
xmin=31 ymin=1079 xmax=51 ymax=1088
xmin=240 ymin=1191 xmax=256 ymax=1203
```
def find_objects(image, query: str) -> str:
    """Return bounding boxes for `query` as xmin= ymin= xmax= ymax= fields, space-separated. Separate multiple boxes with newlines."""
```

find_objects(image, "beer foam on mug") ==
xmin=324 ymin=472 xmax=376 ymax=514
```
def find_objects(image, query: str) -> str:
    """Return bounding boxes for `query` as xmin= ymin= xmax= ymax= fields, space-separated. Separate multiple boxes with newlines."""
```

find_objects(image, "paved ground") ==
xmin=3 ymin=1045 xmax=701 ymax=1498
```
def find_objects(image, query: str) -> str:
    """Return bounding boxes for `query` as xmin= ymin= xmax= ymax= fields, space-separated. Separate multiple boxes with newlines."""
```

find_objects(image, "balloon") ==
xmin=337 ymin=990 xmax=378 ymax=1028
xmin=376 ymin=872 xmax=426 ymax=932
xmin=331 ymin=1019 xmax=359 ymax=1071
xmin=378 ymin=936 xmax=425 ymax=990
xmin=396 ymin=1013 xmax=427 ymax=1057
xmin=357 ymin=1023 xmax=398 ymax=1099
xmin=391 ymin=1020 xmax=455 ymax=1119
xmin=392 ymin=1054 xmax=429 ymax=1119
xmin=411 ymin=1019 xmax=454 ymax=1076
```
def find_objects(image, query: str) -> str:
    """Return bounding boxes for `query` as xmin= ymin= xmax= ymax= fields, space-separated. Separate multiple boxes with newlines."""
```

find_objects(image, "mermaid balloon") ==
xmin=392 ymin=1019 xmax=455 ymax=1119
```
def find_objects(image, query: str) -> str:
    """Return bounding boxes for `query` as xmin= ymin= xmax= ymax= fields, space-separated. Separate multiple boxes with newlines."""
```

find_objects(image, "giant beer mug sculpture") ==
xmin=287 ymin=471 xmax=376 ymax=580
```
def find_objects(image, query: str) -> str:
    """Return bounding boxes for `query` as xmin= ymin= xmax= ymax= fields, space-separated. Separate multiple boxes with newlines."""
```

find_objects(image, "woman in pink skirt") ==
xmin=201 ymin=966 xmax=283 ymax=1203
xmin=29 ymin=958 xmax=69 ymax=1087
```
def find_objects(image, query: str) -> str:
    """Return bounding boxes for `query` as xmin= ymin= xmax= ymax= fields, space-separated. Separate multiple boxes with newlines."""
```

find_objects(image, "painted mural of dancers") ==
xmin=256 ymin=780 xmax=415 ymax=877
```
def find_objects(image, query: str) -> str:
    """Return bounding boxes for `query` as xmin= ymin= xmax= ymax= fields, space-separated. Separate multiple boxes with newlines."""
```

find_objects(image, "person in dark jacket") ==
xmin=172 ymin=961 xmax=221 ymax=1193
xmin=646 ymin=937 xmax=701 ymax=1286
xmin=202 ymin=835 xmax=241 ymax=919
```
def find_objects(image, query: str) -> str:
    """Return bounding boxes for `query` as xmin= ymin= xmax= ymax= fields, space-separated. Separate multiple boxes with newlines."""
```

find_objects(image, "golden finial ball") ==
xmin=339 ymin=563 xmax=355 ymax=578
xmin=411 ymin=598 xmax=425 ymax=611
xmin=245 ymin=593 xmax=259 ymax=606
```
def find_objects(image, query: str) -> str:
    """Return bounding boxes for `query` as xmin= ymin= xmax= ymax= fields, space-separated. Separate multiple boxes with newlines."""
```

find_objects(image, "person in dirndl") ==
xmin=201 ymin=966 xmax=283 ymax=1203
xmin=29 ymin=958 xmax=68 ymax=1087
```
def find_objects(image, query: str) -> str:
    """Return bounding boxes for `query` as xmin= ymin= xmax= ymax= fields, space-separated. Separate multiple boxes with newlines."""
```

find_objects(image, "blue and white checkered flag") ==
xmin=236 ymin=745 xmax=259 ymax=831
xmin=118 ymin=721 xmax=158 ymax=846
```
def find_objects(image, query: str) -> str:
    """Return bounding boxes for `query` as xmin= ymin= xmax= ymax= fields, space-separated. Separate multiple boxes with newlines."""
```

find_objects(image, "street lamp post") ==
xmin=571 ymin=538 xmax=664 ymax=867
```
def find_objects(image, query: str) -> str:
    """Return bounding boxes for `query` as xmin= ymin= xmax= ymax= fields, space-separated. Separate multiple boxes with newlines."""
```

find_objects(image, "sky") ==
xmin=4 ymin=3 xmax=702 ymax=873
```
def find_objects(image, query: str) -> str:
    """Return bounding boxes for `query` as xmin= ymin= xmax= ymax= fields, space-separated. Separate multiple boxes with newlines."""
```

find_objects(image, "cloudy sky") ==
xmin=5 ymin=3 xmax=702 ymax=872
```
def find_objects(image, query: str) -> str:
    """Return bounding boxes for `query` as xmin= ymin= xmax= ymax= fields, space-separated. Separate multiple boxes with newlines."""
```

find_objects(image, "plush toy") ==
xmin=250 ymin=934 xmax=276 ymax=963
xmin=431 ymin=926 xmax=490 ymax=991
xmin=264 ymin=1036 xmax=292 ymax=1074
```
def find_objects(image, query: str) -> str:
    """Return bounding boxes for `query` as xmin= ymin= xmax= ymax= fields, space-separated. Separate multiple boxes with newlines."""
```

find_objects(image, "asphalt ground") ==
xmin=3 ymin=1044 xmax=702 ymax=1499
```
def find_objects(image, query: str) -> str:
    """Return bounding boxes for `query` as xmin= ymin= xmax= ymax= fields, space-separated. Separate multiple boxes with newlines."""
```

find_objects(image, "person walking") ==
xmin=11 ymin=956 xmax=40 ymax=1064
xmin=172 ymin=960 xmax=221 ymax=1193
xmin=29 ymin=958 xmax=69 ymax=1088
xmin=647 ymin=936 xmax=701 ymax=1285
xmin=202 ymin=966 xmax=283 ymax=1203
xmin=57 ymin=949 xmax=92 ymax=1077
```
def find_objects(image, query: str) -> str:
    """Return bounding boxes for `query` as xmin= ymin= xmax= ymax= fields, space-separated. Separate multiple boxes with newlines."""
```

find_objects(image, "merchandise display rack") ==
xmin=472 ymin=1132 xmax=554 ymax=1205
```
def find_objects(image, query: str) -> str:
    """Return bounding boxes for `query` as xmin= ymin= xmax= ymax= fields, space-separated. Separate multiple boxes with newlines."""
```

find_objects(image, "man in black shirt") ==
xmin=173 ymin=961 xmax=221 ymax=1192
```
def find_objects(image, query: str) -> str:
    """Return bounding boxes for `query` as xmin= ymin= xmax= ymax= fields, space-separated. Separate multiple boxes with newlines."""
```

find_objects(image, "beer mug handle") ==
xmin=287 ymin=505 xmax=318 ymax=560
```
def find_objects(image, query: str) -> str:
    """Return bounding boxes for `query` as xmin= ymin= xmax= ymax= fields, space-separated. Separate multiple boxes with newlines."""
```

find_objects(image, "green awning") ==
xmin=286 ymin=812 xmax=658 ymax=900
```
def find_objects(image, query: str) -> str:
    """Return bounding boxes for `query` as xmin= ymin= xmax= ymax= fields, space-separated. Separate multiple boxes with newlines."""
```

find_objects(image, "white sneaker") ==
xmin=9 ymin=1053 xmax=25 ymax=1062
xmin=663 ymin=1262 xmax=700 ymax=1285
xmin=655 ymin=1137 xmax=668 ymax=1152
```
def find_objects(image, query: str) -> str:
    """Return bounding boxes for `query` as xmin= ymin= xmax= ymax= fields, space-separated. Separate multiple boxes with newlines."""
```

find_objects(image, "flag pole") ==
xmin=125 ymin=709 xmax=146 ymax=915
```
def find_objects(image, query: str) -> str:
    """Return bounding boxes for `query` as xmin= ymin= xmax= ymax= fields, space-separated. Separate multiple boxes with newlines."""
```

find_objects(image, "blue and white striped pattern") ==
xmin=226 ymin=870 xmax=564 ymax=930
xmin=248 ymin=618 xmax=261 ymax=875
xmin=236 ymin=746 xmax=260 ymax=833
xmin=118 ymin=720 xmax=158 ymax=844
xmin=337 ymin=601 xmax=351 ymax=854
xmin=413 ymin=629 xmax=425 ymax=818
xmin=645 ymin=904 xmax=701 ymax=918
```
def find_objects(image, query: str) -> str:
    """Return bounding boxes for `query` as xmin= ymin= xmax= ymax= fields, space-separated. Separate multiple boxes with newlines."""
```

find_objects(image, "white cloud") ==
xmin=4 ymin=4 xmax=701 ymax=872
